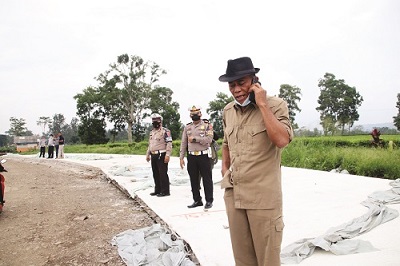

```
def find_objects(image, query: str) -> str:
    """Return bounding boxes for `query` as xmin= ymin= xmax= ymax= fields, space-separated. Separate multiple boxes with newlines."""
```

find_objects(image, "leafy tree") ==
xmin=316 ymin=73 xmax=363 ymax=135
xmin=63 ymin=117 xmax=80 ymax=144
xmin=74 ymin=86 xmax=109 ymax=143
xmin=49 ymin=114 xmax=67 ymax=135
xmin=78 ymin=117 xmax=109 ymax=145
xmin=37 ymin=116 xmax=52 ymax=136
xmin=207 ymin=92 xmax=234 ymax=138
xmin=320 ymin=115 xmax=337 ymax=136
xmin=394 ymin=93 xmax=400 ymax=131
xmin=74 ymin=86 xmax=105 ymax=120
xmin=278 ymin=84 xmax=302 ymax=129
xmin=6 ymin=117 xmax=32 ymax=136
xmin=95 ymin=54 xmax=166 ymax=143
xmin=146 ymin=86 xmax=181 ymax=140
xmin=0 ymin=135 xmax=11 ymax=147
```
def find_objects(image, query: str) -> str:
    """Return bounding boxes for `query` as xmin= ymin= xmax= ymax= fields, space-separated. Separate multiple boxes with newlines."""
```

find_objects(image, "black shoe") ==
xmin=187 ymin=201 xmax=203 ymax=208
xmin=150 ymin=192 xmax=159 ymax=196
xmin=204 ymin=202 xmax=213 ymax=209
xmin=157 ymin=193 xmax=170 ymax=197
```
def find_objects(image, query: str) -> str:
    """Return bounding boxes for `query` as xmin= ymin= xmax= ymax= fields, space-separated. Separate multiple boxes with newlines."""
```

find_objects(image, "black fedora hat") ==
xmin=219 ymin=57 xmax=260 ymax=82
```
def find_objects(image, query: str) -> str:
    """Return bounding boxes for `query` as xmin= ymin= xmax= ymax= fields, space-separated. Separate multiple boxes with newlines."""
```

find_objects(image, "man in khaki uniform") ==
xmin=146 ymin=113 xmax=172 ymax=197
xmin=219 ymin=57 xmax=293 ymax=266
xmin=180 ymin=106 xmax=214 ymax=209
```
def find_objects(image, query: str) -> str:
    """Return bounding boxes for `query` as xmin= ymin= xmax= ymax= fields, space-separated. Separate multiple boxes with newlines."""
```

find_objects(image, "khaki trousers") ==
xmin=224 ymin=188 xmax=283 ymax=266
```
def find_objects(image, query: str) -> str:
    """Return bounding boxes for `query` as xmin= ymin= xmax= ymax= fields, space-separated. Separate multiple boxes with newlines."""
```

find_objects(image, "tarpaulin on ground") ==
xmin=111 ymin=224 xmax=195 ymax=266
xmin=281 ymin=179 xmax=400 ymax=264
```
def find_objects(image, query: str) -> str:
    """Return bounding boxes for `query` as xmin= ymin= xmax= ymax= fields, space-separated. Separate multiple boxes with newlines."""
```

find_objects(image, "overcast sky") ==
xmin=1 ymin=0 xmax=399 ymax=135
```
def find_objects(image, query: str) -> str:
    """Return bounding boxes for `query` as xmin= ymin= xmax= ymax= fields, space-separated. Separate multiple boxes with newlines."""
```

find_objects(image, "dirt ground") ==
xmin=0 ymin=156 xmax=193 ymax=266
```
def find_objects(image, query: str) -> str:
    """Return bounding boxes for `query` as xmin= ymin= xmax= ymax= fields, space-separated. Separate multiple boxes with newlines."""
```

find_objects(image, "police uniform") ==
xmin=147 ymin=126 xmax=172 ymax=196
xmin=180 ymin=107 xmax=214 ymax=207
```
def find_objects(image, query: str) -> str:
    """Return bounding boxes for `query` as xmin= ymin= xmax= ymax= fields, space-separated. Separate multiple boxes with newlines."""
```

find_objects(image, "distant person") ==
xmin=58 ymin=132 xmax=65 ymax=159
xmin=146 ymin=114 xmax=172 ymax=197
xmin=219 ymin=57 xmax=293 ymax=266
xmin=47 ymin=134 xmax=55 ymax=159
xmin=39 ymin=136 xmax=46 ymax=158
xmin=371 ymin=128 xmax=382 ymax=147
xmin=179 ymin=105 xmax=214 ymax=210
xmin=54 ymin=134 xmax=60 ymax=158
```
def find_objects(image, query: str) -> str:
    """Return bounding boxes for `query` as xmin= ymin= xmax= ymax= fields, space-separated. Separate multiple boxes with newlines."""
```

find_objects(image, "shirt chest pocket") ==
xmin=247 ymin=126 xmax=268 ymax=152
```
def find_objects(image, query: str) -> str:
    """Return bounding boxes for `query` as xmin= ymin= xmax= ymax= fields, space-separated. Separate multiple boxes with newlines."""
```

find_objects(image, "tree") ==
xmin=95 ymin=54 xmax=166 ymax=143
xmin=78 ymin=117 xmax=109 ymax=145
xmin=49 ymin=114 xmax=67 ymax=135
xmin=207 ymin=92 xmax=234 ymax=138
xmin=74 ymin=86 xmax=109 ymax=143
xmin=63 ymin=117 xmax=80 ymax=144
xmin=6 ymin=117 xmax=32 ymax=136
xmin=316 ymin=73 xmax=363 ymax=135
xmin=146 ymin=86 xmax=181 ymax=140
xmin=278 ymin=84 xmax=302 ymax=129
xmin=394 ymin=93 xmax=400 ymax=131
xmin=37 ymin=116 xmax=52 ymax=136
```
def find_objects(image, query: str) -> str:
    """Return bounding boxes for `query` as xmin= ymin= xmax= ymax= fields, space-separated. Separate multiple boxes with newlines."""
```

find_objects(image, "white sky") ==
xmin=1 ymin=0 xmax=399 ymax=135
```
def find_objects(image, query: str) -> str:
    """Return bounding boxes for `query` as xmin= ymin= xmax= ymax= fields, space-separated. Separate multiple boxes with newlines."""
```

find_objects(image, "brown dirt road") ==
xmin=0 ymin=156 xmax=159 ymax=266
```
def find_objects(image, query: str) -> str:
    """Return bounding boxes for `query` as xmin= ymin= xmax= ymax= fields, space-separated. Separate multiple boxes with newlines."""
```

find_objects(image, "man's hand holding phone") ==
xmin=249 ymin=76 xmax=265 ymax=105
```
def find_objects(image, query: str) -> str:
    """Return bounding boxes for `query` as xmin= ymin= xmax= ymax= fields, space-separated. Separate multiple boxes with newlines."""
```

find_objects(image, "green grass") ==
xmin=282 ymin=139 xmax=400 ymax=179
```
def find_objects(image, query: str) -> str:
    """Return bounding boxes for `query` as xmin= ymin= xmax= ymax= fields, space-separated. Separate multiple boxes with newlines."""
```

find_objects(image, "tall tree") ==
xmin=316 ymin=73 xmax=363 ymax=135
xmin=278 ymin=84 xmax=302 ymax=129
xmin=74 ymin=86 xmax=109 ymax=143
xmin=36 ymin=116 xmax=52 ymax=136
xmin=63 ymin=117 xmax=80 ymax=144
xmin=74 ymin=86 xmax=105 ymax=120
xmin=394 ymin=93 xmax=400 ymax=131
xmin=6 ymin=117 xmax=32 ymax=136
xmin=49 ymin=114 xmax=67 ymax=135
xmin=147 ymin=86 xmax=181 ymax=140
xmin=96 ymin=54 xmax=166 ymax=143
xmin=207 ymin=92 xmax=234 ymax=138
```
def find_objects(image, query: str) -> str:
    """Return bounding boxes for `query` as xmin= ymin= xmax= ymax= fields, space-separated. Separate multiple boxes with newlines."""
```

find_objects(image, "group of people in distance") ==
xmin=38 ymin=132 xmax=65 ymax=159
xmin=146 ymin=56 xmax=293 ymax=266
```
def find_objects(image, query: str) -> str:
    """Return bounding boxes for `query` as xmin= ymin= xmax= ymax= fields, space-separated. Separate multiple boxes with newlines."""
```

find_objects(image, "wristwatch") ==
xmin=192 ymin=138 xmax=197 ymax=143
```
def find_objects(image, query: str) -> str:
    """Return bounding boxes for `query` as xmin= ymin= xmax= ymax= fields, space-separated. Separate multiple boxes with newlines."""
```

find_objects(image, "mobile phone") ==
xmin=250 ymin=76 xmax=260 ymax=104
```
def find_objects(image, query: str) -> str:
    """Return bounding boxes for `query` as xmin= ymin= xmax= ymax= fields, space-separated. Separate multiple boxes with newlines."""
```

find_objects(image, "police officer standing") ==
xmin=180 ymin=106 xmax=214 ymax=209
xmin=146 ymin=113 xmax=172 ymax=197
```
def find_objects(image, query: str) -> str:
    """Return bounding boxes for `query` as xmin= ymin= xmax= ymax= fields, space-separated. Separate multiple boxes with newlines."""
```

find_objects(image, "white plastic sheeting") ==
xmin=281 ymin=179 xmax=400 ymax=264
xmin=111 ymin=224 xmax=196 ymax=266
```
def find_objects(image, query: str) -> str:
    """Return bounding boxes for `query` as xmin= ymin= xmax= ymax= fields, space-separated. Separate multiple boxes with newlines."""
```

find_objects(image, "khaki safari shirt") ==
xmin=222 ymin=97 xmax=293 ymax=209
xmin=180 ymin=120 xmax=214 ymax=159
xmin=147 ymin=127 xmax=173 ymax=157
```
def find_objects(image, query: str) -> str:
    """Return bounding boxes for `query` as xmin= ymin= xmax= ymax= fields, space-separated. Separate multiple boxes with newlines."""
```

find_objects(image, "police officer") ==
xmin=146 ymin=113 xmax=172 ymax=197
xmin=180 ymin=106 xmax=214 ymax=209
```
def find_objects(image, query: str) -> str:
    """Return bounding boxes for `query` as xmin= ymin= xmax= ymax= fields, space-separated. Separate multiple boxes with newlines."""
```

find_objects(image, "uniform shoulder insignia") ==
xmin=202 ymin=119 xmax=210 ymax=123
xmin=186 ymin=121 xmax=193 ymax=125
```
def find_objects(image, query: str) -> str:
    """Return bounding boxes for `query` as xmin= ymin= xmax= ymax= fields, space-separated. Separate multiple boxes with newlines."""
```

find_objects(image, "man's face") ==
xmin=152 ymin=118 xmax=162 ymax=128
xmin=228 ymin=75 xmax=253 ymax=104
xmin=190 ymin=111 xmax=201 ymax=118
